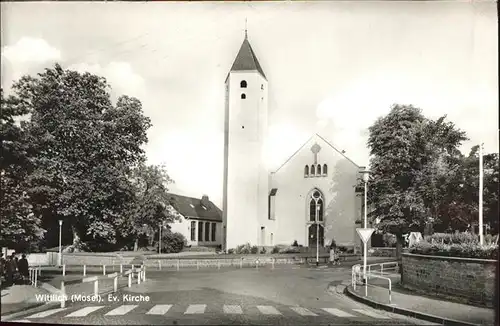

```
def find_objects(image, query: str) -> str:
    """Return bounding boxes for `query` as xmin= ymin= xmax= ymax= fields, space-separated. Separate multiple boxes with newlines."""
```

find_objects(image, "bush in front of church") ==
xmin=271 ymin=246 xmax=280 ymax=254
xmin=155 ymin=231 xmax=186 ymax=253
xmin=235 ymin=243 xmax=252 ymax=254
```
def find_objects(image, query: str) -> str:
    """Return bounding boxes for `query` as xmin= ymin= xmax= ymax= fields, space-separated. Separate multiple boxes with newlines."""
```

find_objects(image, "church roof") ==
xmin=272 ymin=133 xmax=360 ymax=174
xmin=227 ymin=34 xmax=267 ymax=80
xmin=167 ymin=193 xmax=222 ymax=222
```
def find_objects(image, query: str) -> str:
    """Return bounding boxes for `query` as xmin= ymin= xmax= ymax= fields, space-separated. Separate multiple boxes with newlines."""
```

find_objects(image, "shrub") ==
xmin=155 ymin=231 xmax=186 ymax=253
xmin=250 ymin=245 xmax=259 ymax=254
xmin=337 ymin=245 xmax=347 ymax=253
xmin=409 ymin=241 xmax=498 ymax=260
xmin=279 ymin=246 xmax=300 ymax=254
xmin=292 ymin=240 xmax=299 ymax=247
xmin=425 ymin=232 xmax=478 ymax=245
xmin=260 ymin=247 xmax=267 ymax=254
xmin=383 ymin=233 xmax=397 ymax=247
xmin=227 ymin=248 xmax=235 ymax=254
xmin=235 ymin=243 xmax=251 ymax=254
xmin=271 ymin=246 xmax=280 ymax=254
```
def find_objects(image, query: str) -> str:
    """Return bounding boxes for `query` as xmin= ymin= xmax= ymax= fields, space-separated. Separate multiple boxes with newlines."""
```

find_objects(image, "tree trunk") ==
xmin=395 ymin=234 xmax=404 ymax=273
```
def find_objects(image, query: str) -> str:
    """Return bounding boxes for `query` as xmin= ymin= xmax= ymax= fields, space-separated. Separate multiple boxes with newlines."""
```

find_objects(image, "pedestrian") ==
xmin=18 ymin=254 xmax=29 ymax=284
xmin=5 ymin=255 xmax=14 ymax=286
xmin=329 ymin=239 xmax=339 ymax=266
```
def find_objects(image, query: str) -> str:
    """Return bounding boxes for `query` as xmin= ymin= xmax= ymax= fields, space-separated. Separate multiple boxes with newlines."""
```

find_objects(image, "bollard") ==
xmin=34 ymin=269 xmax=38 ymax=287
xmin=83 ymin=265 xmax=86 ymax=276
xmin=103 ymin=265 xmax=106 ymax=275
xmin=120 ymin=264 xmax=123 ymax=274
xmin=381 ymin=264 xmax=384 ymax=275
xmin=256 ymin=259 xmax=259 ymax=269
xmin=94 ymin=279 xmax=98 ymax=296
xmin=62 ymin=264 xmax=66 ymax=276
xmin=113 ymin=276 xmax=118 ymax=292
xmin=128 ymin=273 xmax=132 ymax=287
xmin=272 ymin=258 xmax=275 ymax=270
xmin=177 ymin=259 xmax=180 ymax=271
xmin=60 ymin=281 xmax=66 ymax=308
xmin=137 ymin=270 xmax=141 ymax=285
xmin=143 ymin=266 xmax=146 ymax=281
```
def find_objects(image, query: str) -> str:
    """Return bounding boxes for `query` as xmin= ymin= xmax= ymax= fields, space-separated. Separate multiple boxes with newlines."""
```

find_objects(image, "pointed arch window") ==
xmin=240 ymin=80 xmax=247 ymax=88
xmin=317 ymin=164 xmax=321 ymax=176
xmin=304 ymin=165 xmax=309 ymax=177
xmin=241 ymin=93 xmax=246 ymax=99
xmin=323 ymin=164 xmax=328 ymax=176
xmin=309 ymin=190 xmax=324 ymax=222
xmin=310 ymin=165 xmax=315 ymax=175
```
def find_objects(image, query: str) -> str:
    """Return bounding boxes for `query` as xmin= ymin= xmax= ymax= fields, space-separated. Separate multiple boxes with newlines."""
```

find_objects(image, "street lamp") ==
xmin=360 ymin=169 xmax=371 ymax=282
xmin=58 ymin=220 xmax=63 ymax=267
xmin=316 ymin=204 xmax=321 ymax=267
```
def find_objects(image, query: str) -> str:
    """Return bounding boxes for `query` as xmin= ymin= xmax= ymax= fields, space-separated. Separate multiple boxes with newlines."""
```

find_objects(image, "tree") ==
xmin=123 ymin=163 xmax=180 ymax=251
xmin=367 ymin=104 xmax=468 ymax=261
xmin=8 ymin=64 xmax=152 ymax=250
xmin=0 ymin=89 xmax=44 ymax=250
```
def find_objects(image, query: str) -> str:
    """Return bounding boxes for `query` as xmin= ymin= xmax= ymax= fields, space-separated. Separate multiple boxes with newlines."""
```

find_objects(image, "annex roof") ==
xmin=167 ymin=193 xmax=222 ymax=222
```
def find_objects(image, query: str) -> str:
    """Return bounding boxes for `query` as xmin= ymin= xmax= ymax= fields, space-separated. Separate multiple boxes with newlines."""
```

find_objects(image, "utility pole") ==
xmin=479 ymin=142 xmax=484 ymax=246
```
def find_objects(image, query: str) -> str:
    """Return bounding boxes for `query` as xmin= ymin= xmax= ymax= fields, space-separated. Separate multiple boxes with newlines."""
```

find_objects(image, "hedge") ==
xmin=424 ymin=232 xmax=498 ymax=245
xmin=409 ymin=240 xmax=498 ymax=260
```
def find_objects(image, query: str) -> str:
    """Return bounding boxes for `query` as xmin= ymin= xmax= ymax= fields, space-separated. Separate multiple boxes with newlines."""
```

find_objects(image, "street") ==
xmin=7 ymin=265 xmax=437 ymax=325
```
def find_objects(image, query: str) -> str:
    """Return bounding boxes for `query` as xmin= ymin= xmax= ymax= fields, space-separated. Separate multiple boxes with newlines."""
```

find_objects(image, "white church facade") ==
xmin=222 ymin=33 xmax=365 ymax=252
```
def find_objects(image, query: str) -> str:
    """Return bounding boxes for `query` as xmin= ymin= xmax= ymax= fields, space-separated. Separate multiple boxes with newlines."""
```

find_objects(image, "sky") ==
xmin=1 ymin=1 xmax=498 ymax=208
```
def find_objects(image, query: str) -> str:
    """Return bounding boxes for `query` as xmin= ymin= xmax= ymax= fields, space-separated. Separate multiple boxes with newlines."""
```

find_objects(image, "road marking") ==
xmin=146 ymin=304 xmax=173 ymax=315
xmin=105 ymin=305 xmax=138 ymax=316
xmin=66 ymin=306 xmax=105 ymax=317
xmin=26 ymin=308 xmax=67 ymax=318
xmin=256 ymin=305 xmax=282 ymax=315
xmin=290 ymin=307 xmax=317 ymax=316
xmin=223 ymin=305 xmax=243 ymax=314
xmin=352 ymin=309 xmax=391 ymax=319
xmin=322 ymin=308 xmax=355 ymax=317
xmin=184 ymin=304 xmax=206 ymax=314
xmin=8 ymin=320 xmax=31 ymax=323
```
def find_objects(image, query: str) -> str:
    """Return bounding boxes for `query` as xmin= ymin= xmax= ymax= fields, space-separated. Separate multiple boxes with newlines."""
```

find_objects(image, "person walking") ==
xmin=329 ymin=239 xmax=339 ymax=266
xmin=5 ymin=255 xmax=14 ymax=286
xmin=18 ymin=254 xmax=29 ymax=284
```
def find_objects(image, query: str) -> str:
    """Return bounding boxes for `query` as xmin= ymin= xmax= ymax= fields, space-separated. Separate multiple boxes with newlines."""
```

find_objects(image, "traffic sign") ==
xmin=356 ymin=228 xmax=374 ymax=244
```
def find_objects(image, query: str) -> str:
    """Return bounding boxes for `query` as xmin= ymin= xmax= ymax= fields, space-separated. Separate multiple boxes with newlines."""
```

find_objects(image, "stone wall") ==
xmin=402 ymin=253 xmax=497 ymax=308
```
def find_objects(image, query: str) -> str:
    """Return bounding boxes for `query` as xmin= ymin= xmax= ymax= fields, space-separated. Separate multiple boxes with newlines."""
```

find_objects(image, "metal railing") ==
xmin=352 ymin=261 xmax=398 ymax=304
xmin=28 ymin=267 xmax=41 ymax=287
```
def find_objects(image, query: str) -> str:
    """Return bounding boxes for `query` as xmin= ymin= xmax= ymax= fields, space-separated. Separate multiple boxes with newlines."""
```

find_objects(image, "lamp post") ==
xmin=479 ymin=142 xmax=484 ymax=246
xmin=360 ymin=169 xmax=371 ymax=282
xmin=58 ymin=220 xmax=63 ymax=267
xmin=316 ymin=204 xmax=320 ymax=267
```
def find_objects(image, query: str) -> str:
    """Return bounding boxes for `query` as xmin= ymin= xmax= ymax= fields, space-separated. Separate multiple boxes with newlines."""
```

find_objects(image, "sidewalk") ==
xmin=345 ymin=274 xmax=495 ymax=326
xmin=1 ymin=285 xmax=50 ymax=315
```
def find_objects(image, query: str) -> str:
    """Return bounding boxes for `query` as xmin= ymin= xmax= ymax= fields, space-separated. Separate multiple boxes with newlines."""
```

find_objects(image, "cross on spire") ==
xmin=244 ymin=18 xmax=248 ymax=38
xmin=311 ymin=143 xmax=321 ymax=164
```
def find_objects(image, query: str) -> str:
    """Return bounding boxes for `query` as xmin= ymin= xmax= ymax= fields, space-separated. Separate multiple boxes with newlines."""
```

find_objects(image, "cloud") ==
xmin=68 ymin=61 xmax=145 ymax=98
xmin=1 ymin=37 xmax=61 ymax=63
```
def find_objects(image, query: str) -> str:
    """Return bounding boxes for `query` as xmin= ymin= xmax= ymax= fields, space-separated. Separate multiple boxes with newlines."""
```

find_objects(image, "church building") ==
xmin=222 ymin=33 xmax=366 ymax=252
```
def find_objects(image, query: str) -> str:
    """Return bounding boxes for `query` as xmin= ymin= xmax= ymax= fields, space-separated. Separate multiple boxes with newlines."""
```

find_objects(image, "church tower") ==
xmin=222 ymin=31 xmax=269 ymax=251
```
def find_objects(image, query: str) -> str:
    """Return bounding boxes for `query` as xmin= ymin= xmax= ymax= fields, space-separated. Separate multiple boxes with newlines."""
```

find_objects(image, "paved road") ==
xmin=8 ymin=265 xmax=436 ymax=325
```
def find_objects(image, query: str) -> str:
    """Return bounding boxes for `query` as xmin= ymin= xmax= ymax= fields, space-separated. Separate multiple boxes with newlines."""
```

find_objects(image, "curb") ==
xmin=343 ymin=285 xmax=482 ymax=326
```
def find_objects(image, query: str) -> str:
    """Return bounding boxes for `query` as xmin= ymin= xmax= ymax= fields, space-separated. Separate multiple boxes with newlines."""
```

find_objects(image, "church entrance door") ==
xmin=308 ymin=224 xmax=324 ymax=247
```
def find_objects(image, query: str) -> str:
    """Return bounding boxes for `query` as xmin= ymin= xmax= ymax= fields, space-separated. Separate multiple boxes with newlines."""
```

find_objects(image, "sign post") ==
xmin=356 ymin=228 xmax=374 ymax=286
